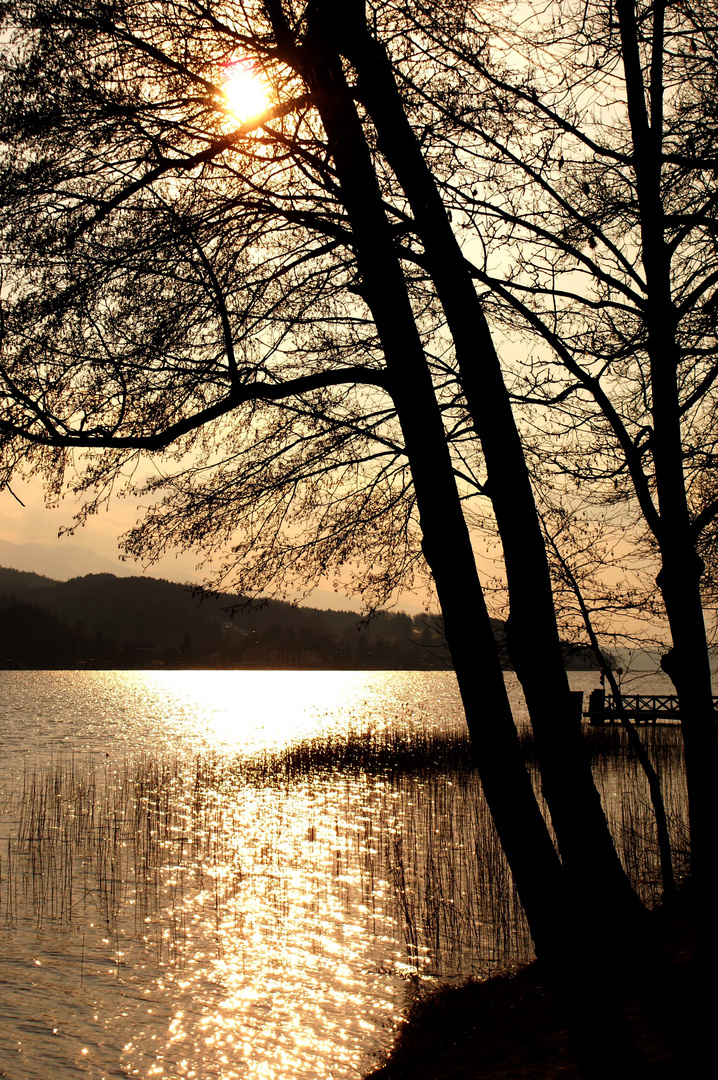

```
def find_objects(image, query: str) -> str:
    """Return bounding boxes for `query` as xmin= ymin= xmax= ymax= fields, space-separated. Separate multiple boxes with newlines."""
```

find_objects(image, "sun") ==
xmin=222 ymin=61 xmax=269 ymax=123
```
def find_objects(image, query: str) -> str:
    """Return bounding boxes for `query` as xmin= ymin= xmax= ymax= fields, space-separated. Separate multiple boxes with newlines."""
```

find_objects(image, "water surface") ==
xmin=0 ymin=668 xmax=687 ymax=1079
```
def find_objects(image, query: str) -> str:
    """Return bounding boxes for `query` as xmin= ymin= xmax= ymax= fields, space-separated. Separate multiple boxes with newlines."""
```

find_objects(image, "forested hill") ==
xmin=0 ymin=566 xmax=599 ymax=671
xmin=0 ymin=566 xmax=452 ymax=669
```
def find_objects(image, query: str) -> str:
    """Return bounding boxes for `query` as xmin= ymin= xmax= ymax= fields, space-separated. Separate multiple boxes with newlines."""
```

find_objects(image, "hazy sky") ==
xmin=0 ymin=476 xmax=428 ymax=614
xmin=1 ymin=475 xmax=206 ymax=578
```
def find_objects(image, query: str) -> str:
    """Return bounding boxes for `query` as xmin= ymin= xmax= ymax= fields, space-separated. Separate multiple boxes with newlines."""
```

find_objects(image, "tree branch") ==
xmin=0 ymin=367 xmax=391 ymax=450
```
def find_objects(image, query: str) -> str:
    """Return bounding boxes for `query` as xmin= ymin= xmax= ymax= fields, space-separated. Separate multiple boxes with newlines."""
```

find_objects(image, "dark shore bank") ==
xmin=366 ymin=908 xmax=695 ymax=1079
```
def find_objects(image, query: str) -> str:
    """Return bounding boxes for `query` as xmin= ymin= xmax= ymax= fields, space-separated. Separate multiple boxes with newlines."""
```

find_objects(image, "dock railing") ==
xmin=585 ymin=688 xmax=718 ymax=724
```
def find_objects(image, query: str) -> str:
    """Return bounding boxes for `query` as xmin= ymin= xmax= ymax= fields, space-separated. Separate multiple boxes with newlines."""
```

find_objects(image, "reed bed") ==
xmin=0 ymin=721 xmax=688 ymax=984
xmin=234 ymin=722 xmax=474 ymax=781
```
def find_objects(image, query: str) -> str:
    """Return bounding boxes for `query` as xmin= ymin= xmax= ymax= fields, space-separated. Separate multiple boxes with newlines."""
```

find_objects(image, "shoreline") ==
xmin=365 ymin=907 xmax=694 ymax=1079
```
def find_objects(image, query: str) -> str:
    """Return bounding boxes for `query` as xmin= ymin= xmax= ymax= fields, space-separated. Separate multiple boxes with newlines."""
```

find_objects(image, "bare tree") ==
xmin=0 ymin=0 xmax=564 ymax=952
xmin=398 ymin=0 xmax=717 ymax=994
xmin=1 ymin=1 xmax=699 ymax=1071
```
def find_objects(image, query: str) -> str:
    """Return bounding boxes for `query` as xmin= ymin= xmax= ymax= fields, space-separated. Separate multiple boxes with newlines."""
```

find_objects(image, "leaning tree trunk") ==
xmin=295 ymin=7 xmax=568 ymax=953
xmin=277 ymin=9 xmax=652 ymax=1074
xmin=323 ymin=8 xmax=646 ymax=940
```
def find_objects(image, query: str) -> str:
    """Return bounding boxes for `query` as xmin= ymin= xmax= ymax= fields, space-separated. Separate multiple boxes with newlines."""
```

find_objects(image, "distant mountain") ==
xmin=0 ymin=538 xmax=131 ymax=580
xmin=0 ymin=566 xmax=451 ymax=670
xmin=0 ymin=565 xmax=603 ymax=672
xmin=0 ymin=565 xmax=52 ymax=592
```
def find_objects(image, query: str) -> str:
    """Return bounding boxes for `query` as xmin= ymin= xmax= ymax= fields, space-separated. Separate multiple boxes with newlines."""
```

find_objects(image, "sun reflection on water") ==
xmin=118 ymin=773 xmax=409 ymax=1078
xmin=0 ymin=670 xmax=688 ymax=1079
xmin=117 ymin=668 xmax=422 ymax=758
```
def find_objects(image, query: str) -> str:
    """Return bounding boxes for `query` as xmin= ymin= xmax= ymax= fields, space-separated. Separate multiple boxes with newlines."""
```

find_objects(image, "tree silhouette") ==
xmin=402 ymin=0 xmax=718 ymax=999
xmin=1 ymin=1 xmax=712 ymax=1071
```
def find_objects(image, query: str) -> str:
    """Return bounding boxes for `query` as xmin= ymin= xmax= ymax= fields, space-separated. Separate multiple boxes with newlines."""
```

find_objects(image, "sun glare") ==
xmin=223 ymin=60 xmax=269 ymax=123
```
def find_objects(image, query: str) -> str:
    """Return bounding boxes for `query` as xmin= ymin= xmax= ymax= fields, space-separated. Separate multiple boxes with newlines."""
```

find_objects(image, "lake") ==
xmin=0 ymin=668 xmax=688 ymax=1079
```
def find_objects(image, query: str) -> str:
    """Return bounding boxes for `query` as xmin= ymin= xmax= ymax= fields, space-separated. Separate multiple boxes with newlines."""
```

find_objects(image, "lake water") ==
xmin=0 ymin=668 xmax=687 ymax=1079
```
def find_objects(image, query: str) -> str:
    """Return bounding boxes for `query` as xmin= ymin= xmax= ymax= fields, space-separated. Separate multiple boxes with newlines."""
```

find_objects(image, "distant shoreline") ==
xmin=0 ymin=564 xmax=606 ymax=674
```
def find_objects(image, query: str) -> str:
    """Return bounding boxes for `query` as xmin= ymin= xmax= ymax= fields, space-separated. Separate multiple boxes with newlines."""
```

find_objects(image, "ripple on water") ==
xmin=0 ymin=671 xmax=472 ymax=1080
xmin=0 ymin=668 xmax=686 ymax=1079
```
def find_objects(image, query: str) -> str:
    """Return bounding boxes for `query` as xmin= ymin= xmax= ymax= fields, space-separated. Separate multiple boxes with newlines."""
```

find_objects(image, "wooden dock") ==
xmin=585 ymin=689 xmax=718 ymax=725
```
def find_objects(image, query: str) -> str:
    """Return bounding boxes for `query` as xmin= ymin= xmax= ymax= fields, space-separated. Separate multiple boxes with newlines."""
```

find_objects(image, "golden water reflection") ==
xmin=120 ymin=777 xmax=405 ymax=1079
xmin=1 ymin=752 xmax=426 ymax=1079
xmin=0 ymin=669 xmax=465 ymax=765
xmin=0 ymin=670 xmax=689 ymax=1079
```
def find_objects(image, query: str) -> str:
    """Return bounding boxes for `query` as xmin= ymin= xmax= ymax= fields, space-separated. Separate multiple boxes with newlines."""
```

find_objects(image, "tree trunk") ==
xmin=294 ymin=11 xmax=569 ymax=951
xmin=286 ymin=12 xmax=654 ymax=1073
xmin=657 ymin=537 xmax=718 ymax=1000
xmin=616 ymin=0 xmax=718 ymax=997
xmin=324 ymin=7 xmax=645 ymax=935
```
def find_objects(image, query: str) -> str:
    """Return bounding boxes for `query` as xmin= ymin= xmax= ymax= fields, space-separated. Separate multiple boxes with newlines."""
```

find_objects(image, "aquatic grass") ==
xmin=381 ymin=769 xmax=532 ymax=977
xmin=0 ymin=722 xmax=689 ymax=987
xmin=232 ymin=723 xmax=475 ymax=783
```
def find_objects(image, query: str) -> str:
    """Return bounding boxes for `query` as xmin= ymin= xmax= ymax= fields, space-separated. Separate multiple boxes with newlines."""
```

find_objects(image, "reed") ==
xmin=0 ymin=721 xmax=688 ymax=985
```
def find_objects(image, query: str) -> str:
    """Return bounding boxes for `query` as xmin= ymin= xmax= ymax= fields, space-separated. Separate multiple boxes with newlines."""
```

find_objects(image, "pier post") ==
xmin=588 ymin=689 xmax=606 ymax=725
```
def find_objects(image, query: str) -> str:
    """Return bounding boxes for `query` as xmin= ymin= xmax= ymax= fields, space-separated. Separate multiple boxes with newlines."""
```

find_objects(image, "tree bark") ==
xmin=321 ymin=4 xmax=645 ymax=935
xmin=290 ymin=9 xmax=569 ymax=953
xmin=286 ymin=11 xmax=653 ymax=1073
xmin=616 ymin=0 xmax=718 ymax=998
